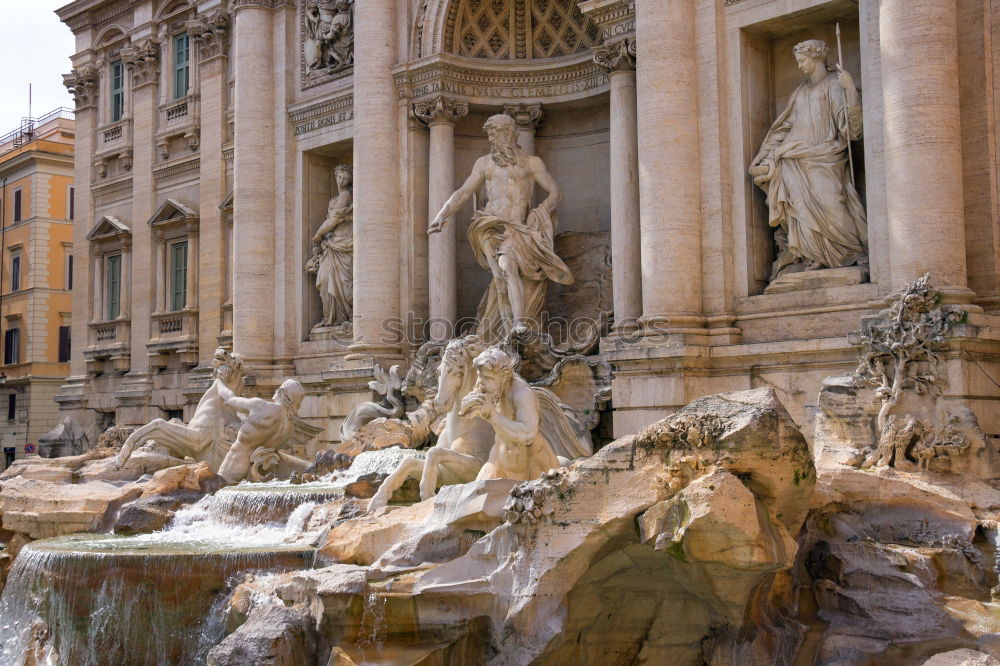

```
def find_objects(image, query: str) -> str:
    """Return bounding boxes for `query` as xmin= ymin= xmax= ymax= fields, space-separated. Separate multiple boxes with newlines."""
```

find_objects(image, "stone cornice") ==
xmin=412 ymin=96 xmax=469 ymax=127
xmin=578 ymin=0 xmax=635 ymax=42
xmin=231 ymin=0 xmax=277 ymax=11
xmin=394 ymin=52 xmax=609 ymax=105
xmin=288 ymin=92 xmax=354 ymax=137
xmin=57 ymin=0 xmax=139 ymax=33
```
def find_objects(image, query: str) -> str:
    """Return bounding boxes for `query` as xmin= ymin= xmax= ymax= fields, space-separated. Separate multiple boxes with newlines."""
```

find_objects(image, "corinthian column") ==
xmin=635 ymin=0 xmax=703 ymax=333
xmin=881 ymin=0 xmax=973 ymax=301
xmin=502 ymin=103 xmax=544 ymax=155
xmin=350 ymin=0 xmax=401 ymax=358
xmin=413 ymin=96 xmax=468 ymax=339
xmin=594 ymin=38 xmax=642 ymax=327
xmin=231 ymin=1 xmax=275 ymax=363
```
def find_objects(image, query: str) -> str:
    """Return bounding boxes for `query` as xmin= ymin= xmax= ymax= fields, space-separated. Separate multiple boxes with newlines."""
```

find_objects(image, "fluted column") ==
xmin=502 ymin=103 xmax=544 ymax=155
xmin=350 ymin=0 xmax=401 ymax=358
xmin=595 ymin=38 xmax=642 ymax=327
xmin=881 ymin=0 xmax=972 ymax=301
xmin=414 ymin=96 xmax=468 ymax=340
xmin=231 ymin=1 xmax=275 ymax=363
xmin=635 ymin=0 xmax=703 ymax=333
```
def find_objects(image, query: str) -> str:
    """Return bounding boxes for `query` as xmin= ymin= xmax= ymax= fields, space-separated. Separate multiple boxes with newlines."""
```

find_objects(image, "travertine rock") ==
xmin=228 ymin=387 xmax=814 ymax=664
xmin=207 ymin=604 xmax=316 ymax=666
xmin=923 ymin=650 xmax=1000 ymax=666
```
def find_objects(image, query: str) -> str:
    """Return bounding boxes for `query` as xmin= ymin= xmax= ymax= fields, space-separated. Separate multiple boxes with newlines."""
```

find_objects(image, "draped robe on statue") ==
xmin=753 ymin=71 xmax=867 ymax=273
xmin=316 ymin=204 xmax=353 ymax=326
xmin=468 ymin=205 xmax=574 ymax=342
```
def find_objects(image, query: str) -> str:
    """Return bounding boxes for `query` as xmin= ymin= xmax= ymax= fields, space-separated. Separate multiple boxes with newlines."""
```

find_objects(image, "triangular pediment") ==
xmin=148 ymin=198 xmax=197 ymax=227
xmin=85 ymin=215 xmax=130 ymax=241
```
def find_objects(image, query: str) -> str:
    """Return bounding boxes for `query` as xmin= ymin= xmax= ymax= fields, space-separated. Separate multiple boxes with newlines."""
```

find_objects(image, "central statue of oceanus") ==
xmin=429 ymin=113 xmax=573 ymax=343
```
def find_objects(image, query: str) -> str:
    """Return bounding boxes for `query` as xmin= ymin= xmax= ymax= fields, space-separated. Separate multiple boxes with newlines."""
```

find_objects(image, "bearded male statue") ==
xmin=750 ymin=39 xmax=867 ymax=281
xmin=429 ymin=113 xmax=573 ymax=342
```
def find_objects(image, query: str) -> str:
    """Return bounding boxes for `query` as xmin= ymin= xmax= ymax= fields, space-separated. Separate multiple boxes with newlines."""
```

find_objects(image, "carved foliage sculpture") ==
xmin=852 ymin=274 xmax=962 ymax=431
xmin=302 ymin=0 xmax=354 ymax=88
xmin=121 ymin=38 xmax=160 ymax=88
xmin=63 ymin=66 xmax=99 ymax=108
xmin=186 ymin=10 xmax=231 ymax=61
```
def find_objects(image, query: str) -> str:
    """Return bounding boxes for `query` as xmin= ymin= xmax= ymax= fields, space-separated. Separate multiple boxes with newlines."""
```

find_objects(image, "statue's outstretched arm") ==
xmin=429 ymin=160 xmax=485 ymax=232
xmin=216 ymin=379 xmax=259 ymax=414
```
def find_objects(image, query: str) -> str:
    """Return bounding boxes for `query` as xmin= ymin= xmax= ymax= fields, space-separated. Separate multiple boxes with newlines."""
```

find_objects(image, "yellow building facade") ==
xmin=0 ymin=110 xmax=75 ymax=469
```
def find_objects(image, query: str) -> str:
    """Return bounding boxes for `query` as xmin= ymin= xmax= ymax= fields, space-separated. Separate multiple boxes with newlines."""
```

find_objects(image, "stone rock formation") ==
xmin=219 ymin=386 xmax=816 ymax=663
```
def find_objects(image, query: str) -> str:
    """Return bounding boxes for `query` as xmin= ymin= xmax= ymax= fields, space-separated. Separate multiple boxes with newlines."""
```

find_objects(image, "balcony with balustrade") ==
xmin=148 ymin=309 xmax=199 ymax=368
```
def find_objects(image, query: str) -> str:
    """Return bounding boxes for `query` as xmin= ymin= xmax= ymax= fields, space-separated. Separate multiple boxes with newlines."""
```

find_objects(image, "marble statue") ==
xmin=429 ymin=114 xmax=573 ymax=342
xmin=304 ymin=0 xmax=354 ymax=74
xmin=750 ymin=39 xmax=868 ymax=280
xmin=339 ymin=363 xmax=404 ymax=442
xmin=460 ymin=346 xmax=589 ymax=482
xmin=306 ymin=164 xmax=353 ymax=328
xmin=216 ymin=378 xmax=307 ymax=483
xmin=115 ymin=348 xmax=245 ymax=471
xmin=367 ymin=335 xmax=494 ymax=513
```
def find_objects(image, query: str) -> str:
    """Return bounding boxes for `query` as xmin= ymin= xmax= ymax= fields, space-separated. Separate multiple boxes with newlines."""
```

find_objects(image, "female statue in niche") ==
xmin=750 ymin=39 xmax=868 ymax=281
xmin=306 ymin=164 xmax=353 ymax=329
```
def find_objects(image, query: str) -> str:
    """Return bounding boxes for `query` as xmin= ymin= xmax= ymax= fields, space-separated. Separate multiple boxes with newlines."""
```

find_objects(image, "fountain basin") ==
xmin=0 ymin=535 xmax=315 ymax=666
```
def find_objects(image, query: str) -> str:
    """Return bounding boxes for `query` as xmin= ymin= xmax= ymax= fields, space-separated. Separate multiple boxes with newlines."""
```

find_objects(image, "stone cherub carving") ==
xmin=215 ymin=378 xmax=307 ymax=483
xmin=750 ymin=39 xmax=868 ymax=280
xmin=304 ymin=0 xmax=354 ymax=75
xmin=429 ymin=113 xmax=573 ymax=342
xmin=306 ymin=164 xmax=353 ymax=329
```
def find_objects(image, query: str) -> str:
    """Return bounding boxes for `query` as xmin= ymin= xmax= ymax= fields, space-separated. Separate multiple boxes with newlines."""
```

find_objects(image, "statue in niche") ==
xmin=306 ymin=164 xmax=353 ymax=330
xmin=749 ymin=39 xmax=868 ymax=281
xmin=429 ymin=114 xmax=574 ymax=343
xmin=304 ymin=0 xmax=354 ymax=75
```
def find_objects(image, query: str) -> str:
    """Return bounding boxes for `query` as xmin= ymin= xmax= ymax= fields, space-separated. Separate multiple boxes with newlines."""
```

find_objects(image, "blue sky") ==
xmin=0 ymin=1 xmax=76 ymax=134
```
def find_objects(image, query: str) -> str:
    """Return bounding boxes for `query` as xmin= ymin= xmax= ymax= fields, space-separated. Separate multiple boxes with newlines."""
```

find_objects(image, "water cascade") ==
xmin=0 ymin=447 xmax=424 ymax=665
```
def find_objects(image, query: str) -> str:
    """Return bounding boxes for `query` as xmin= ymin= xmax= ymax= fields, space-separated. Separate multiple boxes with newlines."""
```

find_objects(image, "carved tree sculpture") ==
xmin=852 ymin=274 xmax=963 ymax=431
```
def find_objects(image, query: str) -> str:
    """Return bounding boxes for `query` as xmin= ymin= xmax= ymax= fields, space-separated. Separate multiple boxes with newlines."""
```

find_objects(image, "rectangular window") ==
xmin=58 ymin=325 xmax=71 ymax=363
xmin=173 ymin=34 xmax=190 ymax=100
xmin=68 ymin=186 xmax=75 ymax=220
xmin=12 ymin=189 xmax=21 ymax=223
xmin=170 ymin=241 xmax=188 ymax=311
xmin=10 ymin=254 xmax=20 ymax=293
xmin=110 ymin=60 xmax=125 ymax=122
xmin=106 ymin=254 xmax=121 ymax=320
xmin=7 ymin=395 xmax=14 ymax=420
xmin=4 ymin=328 xmax=19 ymax=365
xmin=67 ymin=254 xmax=73 ymax=291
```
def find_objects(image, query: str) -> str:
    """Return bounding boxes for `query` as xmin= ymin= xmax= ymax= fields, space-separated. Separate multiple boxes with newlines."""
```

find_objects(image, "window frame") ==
xmin=106 ymin=253 xmax=122 ymax=320
xmin=4 ymin=327 xmax=20 ymax=366
xmin=169 ymin=240 xmax=188 ymax=311
xmin=110 ymin=59 xmax=125 ymax=122
xmin=12 ymin=189 xmax=22 ymax=223
xmin=173 ymin=33 xmax=190 ymax=101
xmin=9 ymin=251 xmax=20 ymax=293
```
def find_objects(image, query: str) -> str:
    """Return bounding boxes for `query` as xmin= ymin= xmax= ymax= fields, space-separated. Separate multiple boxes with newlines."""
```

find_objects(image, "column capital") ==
xmin=593 ymin=37 xmax=636 ymax=73
xmin=412 ymin=96 xmax=469 ymax=127
xmin=63 ymin=65 xmax=99 ymax=109
xmin=231 ymin=0 xmax=275 ymax=11
xmin=502 ymin=102 xmax=544 ymax=131
xmin=186 ymin=10 xmax=230 ymax=62
xmin=121 ymin=38 xmax=160 ymax=90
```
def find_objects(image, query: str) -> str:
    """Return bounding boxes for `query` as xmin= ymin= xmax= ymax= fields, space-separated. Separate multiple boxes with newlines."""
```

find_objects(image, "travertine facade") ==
xmin=54 ymin=0 xmax=1000 ymax=451
xmin=0 ymin=111 xmax=76 ymax=469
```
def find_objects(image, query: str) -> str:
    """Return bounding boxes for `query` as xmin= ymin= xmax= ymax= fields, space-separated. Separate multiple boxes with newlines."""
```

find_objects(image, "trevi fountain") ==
xmin=5 ymin=0 xmax=1000 ymax=664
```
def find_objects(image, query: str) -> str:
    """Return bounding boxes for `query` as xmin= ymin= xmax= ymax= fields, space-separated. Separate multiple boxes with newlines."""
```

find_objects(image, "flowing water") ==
xmin=0 ymin=446 xmax=425 ymax=665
